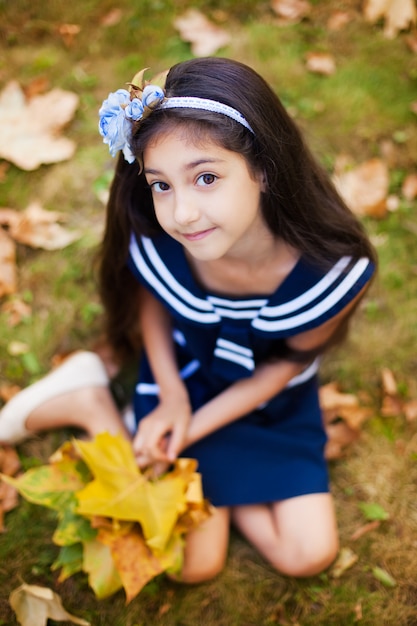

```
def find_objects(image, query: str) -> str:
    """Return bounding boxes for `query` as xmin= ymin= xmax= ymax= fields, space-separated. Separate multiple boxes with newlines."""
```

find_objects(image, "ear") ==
xmin=257 ymin=170 xmax=267 ymax=192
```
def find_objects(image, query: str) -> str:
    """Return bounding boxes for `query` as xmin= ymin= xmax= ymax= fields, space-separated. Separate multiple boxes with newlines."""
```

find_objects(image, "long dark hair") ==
xmin=98 ymin=57 xmax=376 ymax=360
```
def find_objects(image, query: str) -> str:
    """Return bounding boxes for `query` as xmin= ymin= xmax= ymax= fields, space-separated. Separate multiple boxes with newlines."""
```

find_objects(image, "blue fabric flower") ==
xmin=125 ymin=98 xmax=144 ymax=121
xmin=98 ymin=89 xmax=135 ymax=162
xmin=142 ymin=85 xmax=165 ymax=109
xmin=98 ymin=83 xmax=165 ymax=163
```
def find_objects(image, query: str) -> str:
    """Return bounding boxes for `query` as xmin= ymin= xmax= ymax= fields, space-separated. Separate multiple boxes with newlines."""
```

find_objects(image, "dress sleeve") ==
xmin=252 ymin=255 xmax=375 ymax=338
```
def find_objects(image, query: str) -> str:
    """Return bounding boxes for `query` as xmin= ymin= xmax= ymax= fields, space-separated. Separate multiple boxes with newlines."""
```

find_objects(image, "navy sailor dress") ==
xmin=128 ymin=232 xmax=375 ymax=507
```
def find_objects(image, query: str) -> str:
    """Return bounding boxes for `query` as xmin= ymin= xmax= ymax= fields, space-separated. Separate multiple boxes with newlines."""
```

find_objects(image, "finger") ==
xmin=166 ymin=424 xmax=187 ymax=461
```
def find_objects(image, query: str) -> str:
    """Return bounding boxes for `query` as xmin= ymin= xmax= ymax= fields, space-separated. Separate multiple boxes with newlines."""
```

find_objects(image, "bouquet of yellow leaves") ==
xmin=2 ymin=432 xmax=212 ymax=602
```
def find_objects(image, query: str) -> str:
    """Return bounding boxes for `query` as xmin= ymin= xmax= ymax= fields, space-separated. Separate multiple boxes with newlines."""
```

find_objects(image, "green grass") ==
xmin=1 ymin=0 xmax=417 ymax=623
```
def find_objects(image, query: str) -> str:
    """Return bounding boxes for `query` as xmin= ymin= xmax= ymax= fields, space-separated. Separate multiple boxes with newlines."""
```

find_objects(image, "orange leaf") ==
xmin=271 ymin=0 xmax=311 ymax=22
xmin=350 ymin=520 xmax=381 ymax=541
xmin=7 ymin=202 xmax=80 ymax=250
xmin=98 ymin=523 xmax=183 ymax=603
xmin=0 ymin=81 xmax=79 ymax=171
xmin=173 ymin=9 xmax=231 ymax=57
xmin=402 ymin=173 xmax=417 ymax=201
xmin=305 ymin=52 xmax=336 ymax=76
xmin=333 ymin=158 xmax=389 ymax=217
xmin=325 ymin=422 xmax=360 ymax=460
xmin=0 ymin=228 xmax=17 ymax=297
xmin=363 ymin=0 xmax=417 ymax=38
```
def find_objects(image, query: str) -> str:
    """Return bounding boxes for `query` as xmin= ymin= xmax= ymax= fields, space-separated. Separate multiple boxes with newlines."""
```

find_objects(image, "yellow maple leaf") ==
xmin=75 ymin=433 xmax=190 ymax=552
xmin=96 ymin=520 xmax=183 ymax=603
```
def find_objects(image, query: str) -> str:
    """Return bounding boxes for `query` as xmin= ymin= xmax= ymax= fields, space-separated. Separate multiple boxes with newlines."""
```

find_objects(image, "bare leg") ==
xmin=0 ymin=351 xmax=129 ymax=444
xmin=170 ymin=506 xmax=231 ymax=584
xmin=232 ymin=493 xmax=339 ymax=577
xmin=25 ymin=386 xmax=129 ymax=439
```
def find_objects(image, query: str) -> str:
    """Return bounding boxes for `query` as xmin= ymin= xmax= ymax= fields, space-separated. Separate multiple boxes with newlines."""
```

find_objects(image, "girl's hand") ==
xmin=132 ymin=396 xmax=192 ymax=467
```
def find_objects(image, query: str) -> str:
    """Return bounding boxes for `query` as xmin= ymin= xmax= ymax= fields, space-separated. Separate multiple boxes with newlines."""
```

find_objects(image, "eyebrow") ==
xmin=144 ymin=158 xmax=225 ymax=176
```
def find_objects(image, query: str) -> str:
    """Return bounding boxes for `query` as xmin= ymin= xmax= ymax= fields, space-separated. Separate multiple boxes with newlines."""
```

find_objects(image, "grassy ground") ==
xmin=1 ymin=0 xmax=417 ymax=624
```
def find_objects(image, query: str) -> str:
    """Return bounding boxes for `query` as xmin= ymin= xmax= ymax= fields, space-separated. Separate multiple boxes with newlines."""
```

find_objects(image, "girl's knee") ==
xmin=169 ymin=555 xmax=226 ymax=584
xmin=276 ymin=534 xmax=339 ymax=577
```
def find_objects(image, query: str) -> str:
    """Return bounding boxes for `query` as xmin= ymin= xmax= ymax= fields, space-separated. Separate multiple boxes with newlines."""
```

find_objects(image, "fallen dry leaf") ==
xmin=350 ymin=519 xmax=381 ymax=541
xmin=363 ymin=0 xmax=416 ymax=38
xmin=333 ymin=157 xmax=389 ymax=217
xmin=325 ymin=422 xmax=360 ymax=460
xmin=0 ymin=383 xmax=22 ymax=403
xmin=402 ymin=172 xmax=417 ymax=200
xmin=330 ymin=547 xmax=359 ymax=578
xmin=320 ymin=382 xmax=372 ymax=459
xmin=305 ymin=52 xmax=336 ymax=76
xmin=0 ymin=81 xmax=79 ymax=171
xmin=381 ymin=368 xmax=398 ymax=396
xmin=0 ymin=445 xmax=20 ymax=531
xmin=0 ymin=202 xmax=80 ymax=250
xmin=9 ymin=583 xmax=90 ymax=626
xmin=327 ymin=10 xmax=353 ymax=30
xmin=173 ymin=9 xmax=231 ymax=56
xmin=403 ymin=399 xmax=417 ymax=422
xmin=100 ymin=8 xmax=123 ymax=26
xmin=0 ymin=228 xmax=17 ymax=297
xmin=271 ymin=0 xmax=311 ymax=22
xmin=1 ymin=298 xmax=32 ymax=327
xmin=57 ymin=23 xmax=81 ymax=47
xmin=405 ymin=32 xmax=417 ymax=52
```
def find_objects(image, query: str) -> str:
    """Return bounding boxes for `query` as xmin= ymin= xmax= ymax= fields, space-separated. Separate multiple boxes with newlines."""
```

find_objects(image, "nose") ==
xmin=173 ymin=191 xmax=200 ymax=226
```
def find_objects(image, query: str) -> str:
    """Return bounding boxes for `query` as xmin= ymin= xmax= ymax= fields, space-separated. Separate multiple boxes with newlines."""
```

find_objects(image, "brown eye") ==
xmin=197 ymin=173 xmax=217 ymax=186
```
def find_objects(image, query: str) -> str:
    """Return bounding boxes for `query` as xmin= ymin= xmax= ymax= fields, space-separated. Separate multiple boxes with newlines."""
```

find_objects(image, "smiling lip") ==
xmin=182 ymin=228 xmax=215 ymax=242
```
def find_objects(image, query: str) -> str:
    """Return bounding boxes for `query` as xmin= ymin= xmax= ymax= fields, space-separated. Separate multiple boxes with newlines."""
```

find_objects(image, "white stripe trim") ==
xmin=216 ymin=338 xmax=253 ymax=357
xmin=253 ymin=258 xmax=370 ymax=332
xmin=286 ymin=358 xmax=320 ymax=388
xmin=136 ymin=359 xmax=200 ymax=396
xmin=130 ymin=235 xmax=220 ymax=324
xmin=142 ymin=237 xmax=213 ymax=311
xmin=260 ymin=256 xmax=352 ymax=318
xmin=208 ymin=295 xmax=268 ymax=309
xmin=214 ymin=348 xmax=254 ymax=371
xmin=211 ymin=307 xmax=261 ymax=320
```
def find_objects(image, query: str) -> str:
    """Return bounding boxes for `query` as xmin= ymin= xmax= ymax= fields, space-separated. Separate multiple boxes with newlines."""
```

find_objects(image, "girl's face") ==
xmin=143 ymin=129 xmax=270 ymax=262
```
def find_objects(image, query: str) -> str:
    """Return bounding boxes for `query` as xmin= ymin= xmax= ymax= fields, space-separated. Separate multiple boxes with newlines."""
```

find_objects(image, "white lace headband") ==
xmin=160 ymin=97 xmax=254 ymax=133
xmin=99 ymin=80 xmax=254 ymax=163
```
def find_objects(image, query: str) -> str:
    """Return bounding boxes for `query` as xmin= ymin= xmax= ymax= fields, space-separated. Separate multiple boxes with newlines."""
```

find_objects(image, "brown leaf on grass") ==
xmin=0 ymin=383 xmax=22 ymax=403
xmin=173 ymin=9 xmax=231 ymax=56
xmin=0 ymin=81 xmax=79 ymax=171
xmin=402 ymin=173 xmax=417 ymax=200
xmin=380 ymin=368 xmax=404 ymax=417
xmin=9 ymin=583 xmax=90 ymax=626
xmin=320 ymin=382 xmax=372 ymax=459
xmin=0 ymin=445 xmax=20 ymax=531
xmin=57 ymin=23 xmax=81 ymax=47
xmin=405 ymin=32 xmax=417 ymax=52
xmin=350 ymin=519 xmax=381 ymax=541
xmin=327 ymin=11 xmax=353 ymax=30
xmin=0 ymin=202 xmax=80 ymax=250
xmin=271 ymin=0 xmax=311 ymax=23
xmin=1 ymin=298 xmax=32 ymax=327
xmin=381 ymin=368 xmax=398 ymax=396
xmin=305 ymin=52 xmax=336 ymax=76
xmin=330 ymin=547 xmax=359 ymax=578
xmin=0 ymin=228 xmax=17 ymax=297
xmin=100 ymin=8 xmax=123 ymax=27
xmin=363 ymin=0 xmax=417 ymax=38
xmin=403 ymin=399 xmax=417 ymax=422
xmin=325 ymin=422 xmax=360 ymax=460
xmin=333 ymin=157 xmax=389 ymax=218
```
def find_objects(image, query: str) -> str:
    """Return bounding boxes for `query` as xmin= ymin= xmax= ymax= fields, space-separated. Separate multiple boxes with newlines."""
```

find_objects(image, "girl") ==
xmin=0 ymin=57 xmax=376 ymax=582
